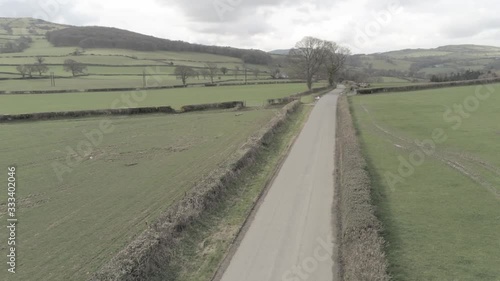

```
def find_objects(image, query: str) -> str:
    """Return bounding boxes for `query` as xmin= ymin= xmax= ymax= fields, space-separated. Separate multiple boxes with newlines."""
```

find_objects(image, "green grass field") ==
xmin=0 ymin=83 xmax=311 ymax=114
xmin=351 ymin=84 xmax=500 ymax=280
xmin=369 ymin=76 xmax=422 ymax=88
xmin=0 ymin=108 xmax=279 ymax=281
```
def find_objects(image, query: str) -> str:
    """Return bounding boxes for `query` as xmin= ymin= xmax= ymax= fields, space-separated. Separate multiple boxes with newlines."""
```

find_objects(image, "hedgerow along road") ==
xmin=218 ymin=86 xmax=343 ymax=281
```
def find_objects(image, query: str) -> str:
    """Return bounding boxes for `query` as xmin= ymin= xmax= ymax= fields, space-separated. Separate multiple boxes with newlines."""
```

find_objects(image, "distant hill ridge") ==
xmin=46 ymin=26 xmax=272 ymax=65
xmin=269 ymin=49 xmax=290 ymax=55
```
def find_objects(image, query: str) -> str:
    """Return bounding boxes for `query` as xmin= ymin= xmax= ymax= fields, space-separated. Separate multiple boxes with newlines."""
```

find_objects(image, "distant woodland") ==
xmin=46 ymin=26 xmax=272 ymax=65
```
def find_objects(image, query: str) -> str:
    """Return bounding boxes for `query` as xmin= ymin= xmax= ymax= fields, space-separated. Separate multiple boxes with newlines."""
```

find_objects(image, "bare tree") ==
xmin=220 ymin=67 xmax=228 ymax=76
xmin=63 ymin=59 xmax=87 ymax=77
xmin=324 ymin=44 xmax=350 ymax=86
xmin=268 ymin=65 xmax=281 ymax=79
xmin=16 ymin=64 xmax=35 ymax=78
xmin=288 ymin=37 xmax=330 ymax=90
xmin=35 ymin=56 xmax=45 ymax=65
xmin=174 ymin=65 xmax=196 ymax=86
xmin=200 ymin=69 xmax=209 ymax=79
xmin=34 ymin=56 xmax=49 ymax=76
xmin=205 ymin=63 xmax=218 ymax=83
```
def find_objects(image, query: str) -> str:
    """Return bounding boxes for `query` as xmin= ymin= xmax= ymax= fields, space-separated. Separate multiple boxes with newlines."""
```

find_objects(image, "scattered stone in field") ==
xmin=125 ymin=163 xmax=138 ymax=167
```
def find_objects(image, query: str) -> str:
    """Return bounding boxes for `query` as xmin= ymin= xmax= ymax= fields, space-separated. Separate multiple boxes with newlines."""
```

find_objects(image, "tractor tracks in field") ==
xmin=358 ymin=103 xmax=500 ymax=199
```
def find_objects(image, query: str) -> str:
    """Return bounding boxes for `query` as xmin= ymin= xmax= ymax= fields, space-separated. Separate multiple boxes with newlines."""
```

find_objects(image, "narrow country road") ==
xmin=219 ymin=87 xmax=342 ymax=281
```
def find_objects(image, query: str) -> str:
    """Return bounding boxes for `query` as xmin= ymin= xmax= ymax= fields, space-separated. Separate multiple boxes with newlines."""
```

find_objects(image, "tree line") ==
xmin=0 ymin=36 xmax=33 ymax=53
xmin=176 ymin=37 xmax=351 ymax=89
xmin=15 ymin=57 xmax=87 ymax=78
xmin=174 ymin=64 xmax=264 ymax=85
xmin=430 ymin=70 xmax=483 ymax=82
xmin=46 ymin=26 xmax=272 ymax=65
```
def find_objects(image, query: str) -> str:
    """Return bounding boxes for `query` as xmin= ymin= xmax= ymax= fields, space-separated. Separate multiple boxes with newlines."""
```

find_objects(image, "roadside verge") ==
xmin=334 ymin=95 xmax=390 ymax=280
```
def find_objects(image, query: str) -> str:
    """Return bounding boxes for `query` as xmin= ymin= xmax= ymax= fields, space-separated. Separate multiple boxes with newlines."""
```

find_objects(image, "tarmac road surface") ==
xmin=219 ymin=87 xmax=342 ymax=281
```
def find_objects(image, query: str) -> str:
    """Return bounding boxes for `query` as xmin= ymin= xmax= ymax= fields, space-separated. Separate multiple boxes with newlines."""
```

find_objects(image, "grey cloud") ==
xmin=193 ymin=17 xmax=273 ymax=36
xmin=157 ymin=0 xmax=338 ymax=23
xmin=442 ymin=17 xmax=500 ymax=39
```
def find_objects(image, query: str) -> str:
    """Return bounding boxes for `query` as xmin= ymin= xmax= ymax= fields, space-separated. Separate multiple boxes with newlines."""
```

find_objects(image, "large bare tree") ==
xmin=288 ymin=37 xmax=331 ymax=90
xmin=324 ymin=43 xmax=351 ymax=86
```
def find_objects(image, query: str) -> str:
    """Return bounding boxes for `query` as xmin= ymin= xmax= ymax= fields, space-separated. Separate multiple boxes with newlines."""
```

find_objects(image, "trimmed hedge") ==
xmin=335 ymin=95 xmax=390 ymax=281
xmin=0 ymin=106 xmax=175 ymax=122
xmin=181 ymin=101 xmax=244 ymax=112
xmin=358 ymin=77 xmax=500 ymax=94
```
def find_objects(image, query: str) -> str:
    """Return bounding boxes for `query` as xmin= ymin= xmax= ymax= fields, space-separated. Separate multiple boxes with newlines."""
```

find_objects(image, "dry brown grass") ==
xmin=334 ymin=95 xmax=390 ymax=281
xmin=91 ymin=100 xmax=301 ymax=281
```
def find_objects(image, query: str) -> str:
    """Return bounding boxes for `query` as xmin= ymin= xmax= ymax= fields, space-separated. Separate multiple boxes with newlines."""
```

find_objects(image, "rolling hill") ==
xmin=346 ymin=44 xmax=500 ymax=82
xmin=0 ymin=17 xmax=282 ymax=91
xmin=0 ymin=17 xmax=272 ymax=65
xmin=269 ymin=49 xmax=290 ymax=55
xmin=2 ymin=17 xmax=500 ymax=85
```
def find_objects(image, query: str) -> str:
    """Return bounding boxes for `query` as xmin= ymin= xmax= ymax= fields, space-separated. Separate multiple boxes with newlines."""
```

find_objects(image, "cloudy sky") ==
xmin=1 ymin=0 xmax=500 ymax=54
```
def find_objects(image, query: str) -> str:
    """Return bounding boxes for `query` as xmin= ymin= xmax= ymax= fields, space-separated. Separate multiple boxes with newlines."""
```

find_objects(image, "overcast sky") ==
xmin=1 ymin=0 xmax=500 ymax=54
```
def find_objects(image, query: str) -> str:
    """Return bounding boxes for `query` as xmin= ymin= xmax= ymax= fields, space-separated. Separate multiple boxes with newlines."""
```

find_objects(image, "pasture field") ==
xmin=0 ymin=74 xmax=216 ymax=91
xmin=369 ymin=76 xmax=423 ymax=88
xmin=369 ymin=82 xmax=422 ymax=88
xmin=365 ymin=57 xmax=413 ymax=71
xmin=0 ymin=83 xmax=311 ymax=114
xmin=350 ymin=84 xmax=500 ymax=280
xmin=0 ymin=54 xmax=166 ymax=66
xmin=0 ymin=108 xmax=278 ymax=281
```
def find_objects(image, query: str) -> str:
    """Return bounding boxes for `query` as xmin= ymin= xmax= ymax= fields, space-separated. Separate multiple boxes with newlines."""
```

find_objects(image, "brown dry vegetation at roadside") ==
xmin=334 ymin=95 xmax=390 ymax=281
